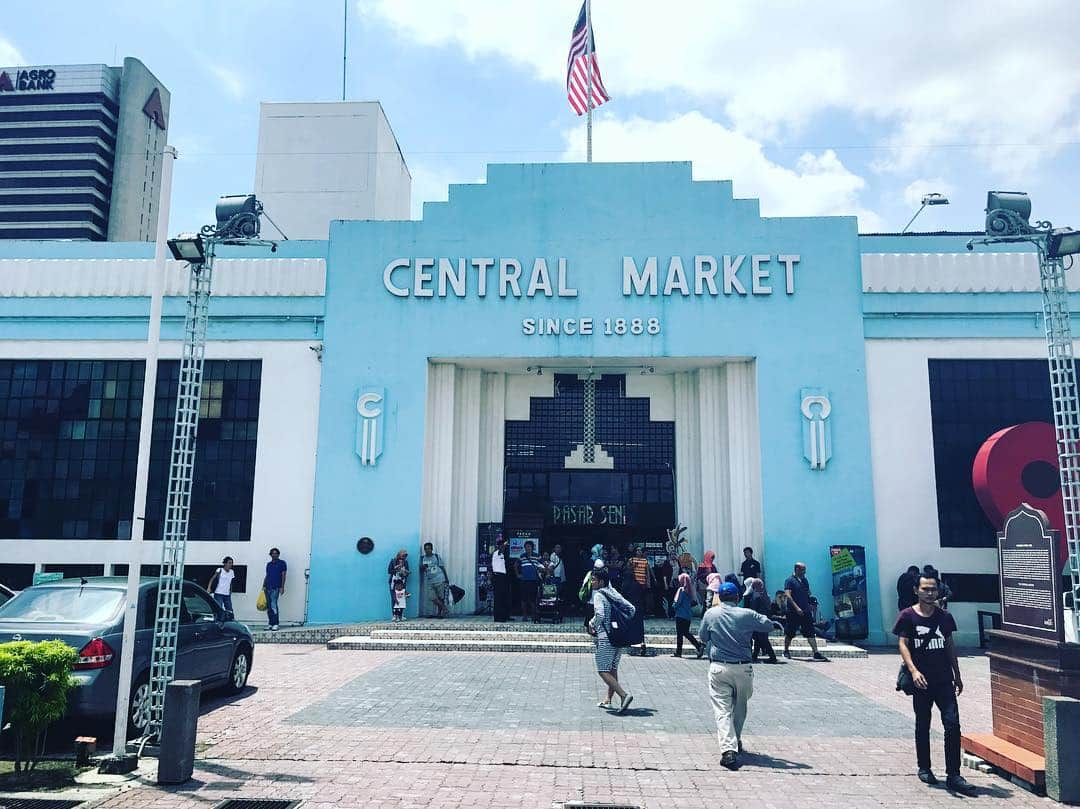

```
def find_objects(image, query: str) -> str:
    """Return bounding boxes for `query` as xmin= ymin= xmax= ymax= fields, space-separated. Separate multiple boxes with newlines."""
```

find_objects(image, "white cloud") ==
xmin=204 ymin=62 xmax=246 ymax=100
xmin=359 ymin=0 xmax=1080 ymax=172
xmin=561 ymin=111 xmax=884 ymax=229
xmin=0 ymin=35 xmax=24 ymax=66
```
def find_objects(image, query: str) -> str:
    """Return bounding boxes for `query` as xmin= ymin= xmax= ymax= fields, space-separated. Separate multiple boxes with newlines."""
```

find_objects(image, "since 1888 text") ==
xmin=522 ymin=316 xmax=661 ymax=336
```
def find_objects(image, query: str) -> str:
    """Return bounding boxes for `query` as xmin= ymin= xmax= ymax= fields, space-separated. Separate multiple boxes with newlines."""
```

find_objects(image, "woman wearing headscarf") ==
xmin=744 ymin=577 xmax=779 ymax=663
xmin=671 ymin=572 xmax=703 ymax=657
xmin=387 ymin=548 xmax=410 ymax=615
xmin=588 ymin=567 xmax=636 ymax=713
xmin=706 ymin=572 xmax=723 ymax=611
xmin=696 ymin=550 xmax=717 ymax=612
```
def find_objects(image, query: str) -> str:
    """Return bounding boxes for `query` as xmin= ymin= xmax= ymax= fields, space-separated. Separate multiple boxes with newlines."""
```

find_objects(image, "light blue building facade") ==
xmin=0 ymin=162 xmax=1057 ymax=645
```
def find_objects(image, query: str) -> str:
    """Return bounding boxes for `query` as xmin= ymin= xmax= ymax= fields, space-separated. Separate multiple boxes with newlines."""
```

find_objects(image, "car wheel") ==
xmin=224 ymin=645 xmax=251 ymax=695
xmin=127 ymin=672 xmax=151 ymax=739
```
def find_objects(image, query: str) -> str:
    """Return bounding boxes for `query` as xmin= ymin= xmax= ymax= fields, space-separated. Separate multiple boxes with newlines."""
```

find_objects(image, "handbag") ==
xmin=895 ymin=618 xmax=939 ymax=695
xmin=599 ymin=591 xmax=635 ymax=648
xmin=256 ymin=587 xmax=268 ymax=612
xmin=448 ymin=584 xmax=465 ymax=604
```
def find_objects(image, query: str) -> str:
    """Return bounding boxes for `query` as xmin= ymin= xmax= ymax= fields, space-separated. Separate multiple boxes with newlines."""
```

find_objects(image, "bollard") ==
xmin=1043 ymin=695 xmax=1080 ymax=804
xmin=157 ymin=679 xmax=201 ymax=785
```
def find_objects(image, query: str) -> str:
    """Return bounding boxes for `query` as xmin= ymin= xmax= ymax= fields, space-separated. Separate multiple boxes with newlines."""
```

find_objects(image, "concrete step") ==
xmin=327 ymin=635 xmax=867 ymax=658
xmin=366 ymin=628 xmax=824 ymax=647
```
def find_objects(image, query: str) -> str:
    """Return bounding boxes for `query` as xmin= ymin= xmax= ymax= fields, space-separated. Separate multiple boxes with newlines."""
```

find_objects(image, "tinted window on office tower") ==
xmin=145 ymin=360 xmax=261 ymax=541
xmin=928 ymin=359 xmax=1057 ymax=548
xmin=0 ymin=360 xmax=144 ymax=539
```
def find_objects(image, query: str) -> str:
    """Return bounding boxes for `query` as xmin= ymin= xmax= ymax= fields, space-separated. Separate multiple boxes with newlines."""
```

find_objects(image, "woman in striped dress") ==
xmin=588 ymin=568 xmax=635 ymax=714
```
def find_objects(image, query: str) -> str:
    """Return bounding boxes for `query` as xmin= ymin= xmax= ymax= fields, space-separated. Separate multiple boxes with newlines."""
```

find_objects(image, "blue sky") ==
xmin=2 ymin=0 xmax=1078 ymax=235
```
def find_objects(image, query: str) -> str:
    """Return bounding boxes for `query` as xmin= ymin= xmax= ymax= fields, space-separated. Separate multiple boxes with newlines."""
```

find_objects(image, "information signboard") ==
xmin=997 ymin=503 xmax=1065 ymax=642
xmin=829 ymin=544 xmax=869 ymax=640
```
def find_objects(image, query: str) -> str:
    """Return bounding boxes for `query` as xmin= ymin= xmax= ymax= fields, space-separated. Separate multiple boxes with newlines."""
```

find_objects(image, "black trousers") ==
xmin=913 ymin=681 xmax=961 ymax=776
xmin=751 ymin=631 xmax=776 ymax=661
xmin=674 ymin=618 xmax=701 ymax=655
xmin=493 ymin=572 xmax=510 ymax=621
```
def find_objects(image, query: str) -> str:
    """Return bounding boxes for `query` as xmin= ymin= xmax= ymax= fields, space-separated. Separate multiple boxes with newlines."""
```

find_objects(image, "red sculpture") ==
xmin=972 ymin=421 xmax=1068 ymax=569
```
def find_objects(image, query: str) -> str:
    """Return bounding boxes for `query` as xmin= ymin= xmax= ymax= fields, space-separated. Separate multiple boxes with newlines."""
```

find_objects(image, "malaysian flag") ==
xmin=566 ymin=1 xmax=610 ymax=116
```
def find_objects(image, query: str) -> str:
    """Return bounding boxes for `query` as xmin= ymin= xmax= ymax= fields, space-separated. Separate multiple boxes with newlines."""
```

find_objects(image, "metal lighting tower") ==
xmin=968 ymin=191 xmax=1080 ymax=642
xmin=143 ymin=195 xmax=278 ymax=741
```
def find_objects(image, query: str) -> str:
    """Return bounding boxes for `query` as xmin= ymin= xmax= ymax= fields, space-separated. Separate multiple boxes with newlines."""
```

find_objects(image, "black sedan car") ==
xmin=0 ymin=577 xmax=254 ymax=736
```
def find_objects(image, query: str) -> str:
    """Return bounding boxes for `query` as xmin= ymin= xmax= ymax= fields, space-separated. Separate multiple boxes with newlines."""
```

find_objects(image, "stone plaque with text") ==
xmin=997 ymin=503 xmax=1065 ymax=642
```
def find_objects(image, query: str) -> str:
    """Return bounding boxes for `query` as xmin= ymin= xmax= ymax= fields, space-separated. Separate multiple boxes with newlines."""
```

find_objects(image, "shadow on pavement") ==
xmin=199 ymin=685 xmax=259 ymax=716
xmin=196 ymin=759 xmax=315 ymax=785
xmin=738 ymin=751 xmax=812 ymax=770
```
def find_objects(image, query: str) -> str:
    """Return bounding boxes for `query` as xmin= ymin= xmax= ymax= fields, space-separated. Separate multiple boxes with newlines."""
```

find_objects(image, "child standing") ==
xmin=392 ymin=579 xmax=410 ymax=622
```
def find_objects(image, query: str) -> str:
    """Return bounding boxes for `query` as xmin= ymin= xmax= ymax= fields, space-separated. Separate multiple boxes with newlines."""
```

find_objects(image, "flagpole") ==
xmin=585 ymin=0 xmax=593 ymax=163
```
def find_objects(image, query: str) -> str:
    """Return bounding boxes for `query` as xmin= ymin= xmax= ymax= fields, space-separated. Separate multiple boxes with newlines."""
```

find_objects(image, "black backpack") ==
xmin=600 ymin=591 xmax=635 ymax=648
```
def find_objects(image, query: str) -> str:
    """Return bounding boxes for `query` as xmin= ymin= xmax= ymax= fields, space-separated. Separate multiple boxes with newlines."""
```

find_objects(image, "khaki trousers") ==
xmin=708 ymin=662 xmax=754 ymax=753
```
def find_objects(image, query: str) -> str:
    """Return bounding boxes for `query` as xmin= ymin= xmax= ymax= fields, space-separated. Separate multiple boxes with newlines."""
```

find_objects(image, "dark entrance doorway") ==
xmin=502 ymin=374 xmax=676 ymax=614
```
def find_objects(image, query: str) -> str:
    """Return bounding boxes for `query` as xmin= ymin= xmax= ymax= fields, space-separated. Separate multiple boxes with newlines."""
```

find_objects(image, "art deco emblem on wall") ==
xmin=800 ymin=389 xmax=832 ymax=471
xmin=355 ymin=388 xmax=385 ymax=466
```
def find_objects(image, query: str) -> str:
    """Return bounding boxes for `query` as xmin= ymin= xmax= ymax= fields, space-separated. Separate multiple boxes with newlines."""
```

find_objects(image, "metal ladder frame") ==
xmin=1038 ymin=250 xmax=1080 ymax=641
xmin=145 ymin=241 xmax=215 ymax=739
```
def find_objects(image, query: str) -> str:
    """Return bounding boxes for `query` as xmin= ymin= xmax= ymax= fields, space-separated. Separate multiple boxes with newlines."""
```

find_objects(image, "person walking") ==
xmin=588 ymin=567 xmax=635 ymax=713
xmin=744 ymin=578 xmax=779 ymax=664
xmin=894 ymin=571 xmax=977 ymax=795
xmin=896 ymin=565 xmax=920 ymax=611
xmin=419 ymin=541 xmax=450 ymax=618
xmin=207 ymin=556 xmax=236 ymax=617
xmin=699 ymin=582 xmax=780 ymax=768
xmin=263 ymin=547 xmax=287 ymax=631
xmin=671 ymin=572 xmax=703 ymax=657
xmin=782 ymin=562 xmax=828 ymax=661
xmin=492 ymin=535 xmax=512 ymax=622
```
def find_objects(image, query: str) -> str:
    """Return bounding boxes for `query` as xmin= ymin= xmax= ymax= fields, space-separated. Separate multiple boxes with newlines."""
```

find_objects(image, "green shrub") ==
xmin=0 ymin=640 xmax=77 ymax=773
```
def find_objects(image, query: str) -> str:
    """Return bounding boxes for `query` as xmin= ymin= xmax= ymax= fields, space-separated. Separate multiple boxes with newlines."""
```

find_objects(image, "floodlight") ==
xmin=166 ymin=233 xmax=205 ymax=263
xmin=985 ymin=191 xmax=1032 ymax=237
xmin=901 ymin=192 xmax=950 ymax=233
xmin=1047 ymin=228 xmax=1080 ymax=259
xmin=214 ymin=194 xmax=261 ymax=239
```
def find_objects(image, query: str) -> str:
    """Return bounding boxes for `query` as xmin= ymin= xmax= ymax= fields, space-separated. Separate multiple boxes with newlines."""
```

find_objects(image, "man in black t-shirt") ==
xmin=896 ymin=565 xmax=919 ymax=611
xmin=740 ymin=547 xmax=762 ymax=584
xmin=893 ymin=573 xmax=977 ymax=796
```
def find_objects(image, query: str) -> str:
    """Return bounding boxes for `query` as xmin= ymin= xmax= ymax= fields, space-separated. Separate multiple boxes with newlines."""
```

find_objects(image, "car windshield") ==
xmin=0 ymin=587 xmax=124 ymax=624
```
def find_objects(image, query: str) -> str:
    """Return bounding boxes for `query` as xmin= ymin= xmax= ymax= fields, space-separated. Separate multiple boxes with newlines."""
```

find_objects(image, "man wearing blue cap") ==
xmin=699 ymin=580 xmax=782 ymax=768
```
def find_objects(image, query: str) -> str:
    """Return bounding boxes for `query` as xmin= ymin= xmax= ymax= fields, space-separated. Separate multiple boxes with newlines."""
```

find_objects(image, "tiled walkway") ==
xmin=82 ymin=646 xmax=1051 ymax=809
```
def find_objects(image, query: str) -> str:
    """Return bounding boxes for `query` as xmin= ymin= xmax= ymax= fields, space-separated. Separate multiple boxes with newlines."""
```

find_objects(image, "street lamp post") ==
xmin=968 ymin=191 xmax=1080 ymax=641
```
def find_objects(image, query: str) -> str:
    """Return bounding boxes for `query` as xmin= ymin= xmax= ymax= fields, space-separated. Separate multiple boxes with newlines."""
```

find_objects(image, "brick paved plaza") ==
xmin=88 ymin=646 xmax=1052 ymax=808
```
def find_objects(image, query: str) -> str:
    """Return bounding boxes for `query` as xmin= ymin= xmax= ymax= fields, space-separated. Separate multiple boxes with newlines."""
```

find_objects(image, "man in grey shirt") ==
xmin=699 ymin=581 xmax=780 ymax=768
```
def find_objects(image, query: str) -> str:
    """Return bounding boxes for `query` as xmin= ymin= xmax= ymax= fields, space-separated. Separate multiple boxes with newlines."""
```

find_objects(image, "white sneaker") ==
xmin=270 ymin=625 xmax=278 ymax=631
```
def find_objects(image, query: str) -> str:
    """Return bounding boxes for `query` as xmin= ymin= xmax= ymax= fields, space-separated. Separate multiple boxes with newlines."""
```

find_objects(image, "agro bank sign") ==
xmin=383 ymin=253 xmax=801 ymax=337
xmin=0 ymin=68 xmax=57 ymax=92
